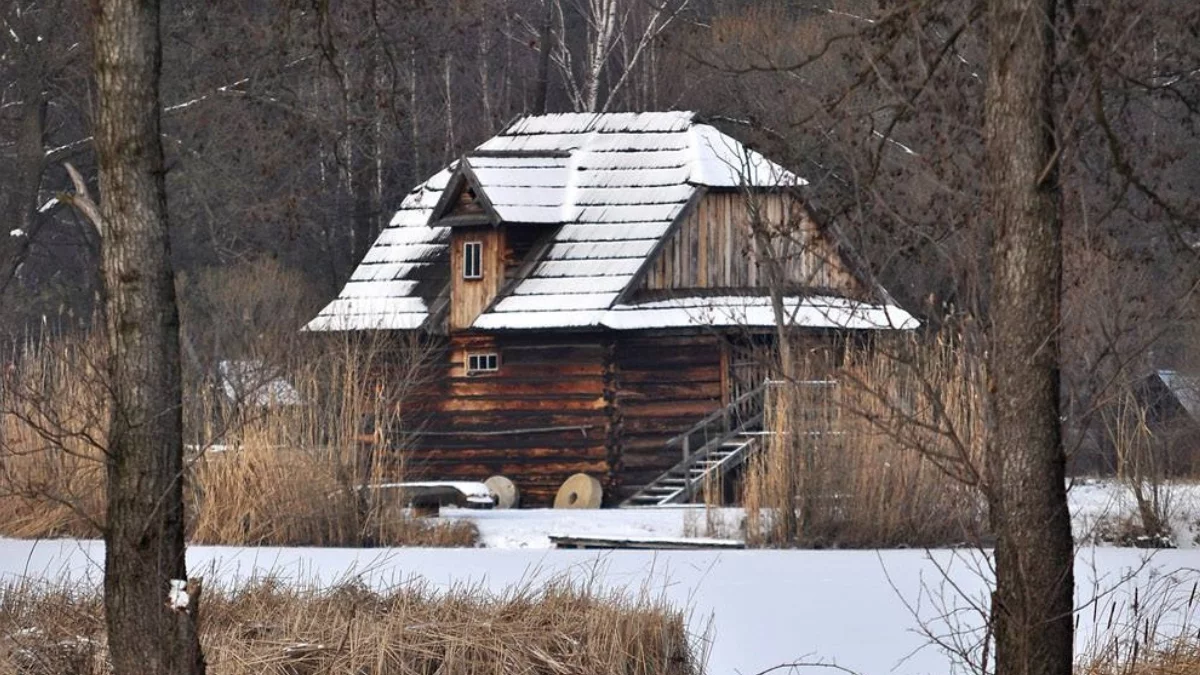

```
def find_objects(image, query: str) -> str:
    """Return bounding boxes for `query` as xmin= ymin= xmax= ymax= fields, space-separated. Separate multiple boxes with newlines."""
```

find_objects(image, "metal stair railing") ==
xmin=620 ymin=383 xmax=767 ymax=507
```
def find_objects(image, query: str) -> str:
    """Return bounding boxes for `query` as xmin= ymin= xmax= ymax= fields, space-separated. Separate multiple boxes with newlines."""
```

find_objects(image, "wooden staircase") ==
xmin=620 ymin=384 xmax=767 ymax=507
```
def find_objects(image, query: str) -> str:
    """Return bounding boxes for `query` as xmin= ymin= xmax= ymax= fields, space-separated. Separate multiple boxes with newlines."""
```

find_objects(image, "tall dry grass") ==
xmin=1078 ymin=573 xmax=1200 ymax=675
xmin=0 ymin=330 xmax=107 ymax=538
xmin=0 ymin=574 xmax=701 ymax=675
xmin=0 ymin=328 xmax=475 ymax=548
xmin=743 ymin=330 xmax=988 ymax=548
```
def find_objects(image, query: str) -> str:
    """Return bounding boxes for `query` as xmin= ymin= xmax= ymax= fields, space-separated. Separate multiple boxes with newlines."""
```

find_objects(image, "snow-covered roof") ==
xmin=305 ymin=111 xmax=910 ymax=333
xmin=304 ymin=167 xmax=453 ymax=332
xmin=1156 ymin=370 xmax=1200 ymax=420
xmin=219 ymin=360 xmax=302 ymax=407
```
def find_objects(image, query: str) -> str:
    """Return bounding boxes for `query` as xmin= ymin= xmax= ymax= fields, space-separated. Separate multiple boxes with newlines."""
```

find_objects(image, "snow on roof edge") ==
xmin=471 ymin=295 xmax=918 ymax=332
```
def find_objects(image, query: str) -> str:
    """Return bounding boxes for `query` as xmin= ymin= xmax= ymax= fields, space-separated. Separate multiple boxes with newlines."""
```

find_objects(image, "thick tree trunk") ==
xmin=984 ymin=0 xmax=1073 ymax=674
xmin=92 ymin=0 xmax=205 ymax=673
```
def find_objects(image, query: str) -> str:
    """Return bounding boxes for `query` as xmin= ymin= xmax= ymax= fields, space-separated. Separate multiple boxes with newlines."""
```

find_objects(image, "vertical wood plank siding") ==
xmin=449 ymin=227 xmax=505 ymax=330
xmin=640 ymin=192 xmax=864 ymax=296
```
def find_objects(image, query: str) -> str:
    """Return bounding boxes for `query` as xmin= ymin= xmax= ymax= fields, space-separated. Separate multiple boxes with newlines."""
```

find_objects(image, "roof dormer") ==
xmin=428 ymin=160 xmax=500 ymax=228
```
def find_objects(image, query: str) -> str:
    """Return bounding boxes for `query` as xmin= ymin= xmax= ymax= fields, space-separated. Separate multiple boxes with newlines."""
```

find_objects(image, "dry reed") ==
xmin=0 ymin=574 xmax=701 ymax=675
xmin=1078 ymin=573 xmax=1200 ymax=675
xmin=0 ymin=329 xmax=476 ymax=548
xmin=743 ymin=329 xmax=988 ymax=548
xmin=0 ymin=331 xmax=106 ymax=538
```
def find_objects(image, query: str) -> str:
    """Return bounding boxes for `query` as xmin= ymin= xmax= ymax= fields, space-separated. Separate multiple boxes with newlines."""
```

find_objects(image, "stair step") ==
xmin=621 ymin=391 xmax=772 ymax=507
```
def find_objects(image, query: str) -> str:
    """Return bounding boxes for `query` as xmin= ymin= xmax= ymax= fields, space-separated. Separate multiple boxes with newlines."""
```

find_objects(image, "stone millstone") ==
xmin=484 ymin=475 xmax=520 ymax=509
xmin=553 ymin=473 xmax=603 ymax=509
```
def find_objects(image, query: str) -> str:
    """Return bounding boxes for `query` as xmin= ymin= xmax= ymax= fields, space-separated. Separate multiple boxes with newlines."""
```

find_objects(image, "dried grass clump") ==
xmin=1078 ymin=575 xmax=1200 ymax=675
xmin=1081 ymin=639 xmax=1200 ymax=675
xmin=189 ymin=445 xmax=479 ymax=548
xmin=0 ymin=576 xmax=701 ymax=675
xmin=743 ymin=329 xmax=987 ymax=548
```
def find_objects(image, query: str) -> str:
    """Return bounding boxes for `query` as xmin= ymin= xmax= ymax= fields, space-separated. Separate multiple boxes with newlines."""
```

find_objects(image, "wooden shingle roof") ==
xmin=305 ymin=111 xmax=916 ymax=333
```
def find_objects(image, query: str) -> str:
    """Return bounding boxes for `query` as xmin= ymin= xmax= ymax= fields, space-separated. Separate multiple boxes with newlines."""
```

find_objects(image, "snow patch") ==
xmin=168 ymin=579 xmax=189 ymax=610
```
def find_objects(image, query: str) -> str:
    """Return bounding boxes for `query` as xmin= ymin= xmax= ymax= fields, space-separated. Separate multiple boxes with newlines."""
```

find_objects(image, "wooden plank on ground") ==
xmin=549 ymin=534 xmax=745 ymax=550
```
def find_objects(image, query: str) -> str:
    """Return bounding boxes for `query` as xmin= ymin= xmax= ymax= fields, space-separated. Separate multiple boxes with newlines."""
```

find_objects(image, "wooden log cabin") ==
xmin=306 ymin=111 xmax=917 ymax=506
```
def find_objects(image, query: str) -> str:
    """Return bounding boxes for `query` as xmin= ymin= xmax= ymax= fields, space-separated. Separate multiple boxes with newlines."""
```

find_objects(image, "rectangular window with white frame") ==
xmin=462 ymin=241 xmax=483 ymax=279
xmin=466 ymin=352 xmax=499 ymax=375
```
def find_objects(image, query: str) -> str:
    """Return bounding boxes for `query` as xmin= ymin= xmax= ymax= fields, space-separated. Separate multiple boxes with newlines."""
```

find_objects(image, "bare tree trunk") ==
xmin=350 ymin=51 xmax=378 ymax=266
xmin=583 ymin=0 xmax=618 ymax=113
xmin=984 ymin=0 xmax=1073 ymax=673
xmin=751 ymin=192 xmax=799 ymax=543
xmin=479 ymin=32 xmax=493 ymax=130
xmin=443 ymin=53 xmax=456 ymax=162
xmin=409 ymin=47 xmax=421 ymax=177
xmin=533 ymin=0 xmax=554 ymax=114
xmin=92 ymin=0 xmax=205 ymax=673
xmin=0 ymin=75 xmax=47 ymax=296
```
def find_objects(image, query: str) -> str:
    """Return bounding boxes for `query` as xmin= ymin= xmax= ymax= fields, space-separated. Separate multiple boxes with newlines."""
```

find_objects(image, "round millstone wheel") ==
xmin=553 ymin=473 xmax=603 ymax=509
xmin=485 ymin=475 xmax=520 ymax=509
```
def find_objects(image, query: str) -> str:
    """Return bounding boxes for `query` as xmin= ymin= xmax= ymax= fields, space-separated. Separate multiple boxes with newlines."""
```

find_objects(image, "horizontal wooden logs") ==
xmin=400 ymin=332 xmax=746 ymax=505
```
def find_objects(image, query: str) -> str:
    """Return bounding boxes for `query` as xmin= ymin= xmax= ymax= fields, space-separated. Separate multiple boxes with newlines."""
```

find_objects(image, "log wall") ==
xmin=406 ymin=333 xmax=614 ymax=505
xmin=610 ymin=334 xmax=724 ymax=500
xmin=403 ymin=332 xmax=727 ymax=506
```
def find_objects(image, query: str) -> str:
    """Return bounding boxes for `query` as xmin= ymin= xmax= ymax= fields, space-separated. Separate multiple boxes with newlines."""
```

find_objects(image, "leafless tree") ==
xmin=696 ymin=0 xmax=1195 ymax=672
xmin=982 ymin=0 xmax=1073 ymax=672
xmin=90 ymin=0 xmax=204 ymax=671
xmin=536 ymin=0 xmax=690 ymax=113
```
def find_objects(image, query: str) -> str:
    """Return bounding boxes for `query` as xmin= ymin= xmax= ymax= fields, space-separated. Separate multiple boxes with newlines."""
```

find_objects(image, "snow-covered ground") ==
xmin=1069 ymin=478 xmax=1200 ymax=546
xmin=0 ymin=539 xmax=1191 ymax=675
xmin=440 ymin=504 xmax=743 ymax=548
xmin=435 ymin=479 xmax=1200 ymax=549
xmin=3 ymin=481 xmax=1199 ymax=674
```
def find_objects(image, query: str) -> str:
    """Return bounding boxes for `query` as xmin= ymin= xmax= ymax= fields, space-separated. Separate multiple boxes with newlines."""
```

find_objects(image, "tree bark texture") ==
xmin=92 ymin=0 xmax=204 ymax=673
xmin=984 ymin=0 xmax=1073 ymax=674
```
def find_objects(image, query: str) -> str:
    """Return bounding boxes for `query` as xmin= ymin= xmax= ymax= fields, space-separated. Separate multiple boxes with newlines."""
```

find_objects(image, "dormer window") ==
xmin=463 ymin=241 xmax=483 ymax=279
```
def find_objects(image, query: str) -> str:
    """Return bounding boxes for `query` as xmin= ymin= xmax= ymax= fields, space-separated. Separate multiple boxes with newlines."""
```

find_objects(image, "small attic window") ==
xmin=466 ymin=352 xmax=499 ymax=375
xmin=463 ymin=241 xmax=483 ymax=279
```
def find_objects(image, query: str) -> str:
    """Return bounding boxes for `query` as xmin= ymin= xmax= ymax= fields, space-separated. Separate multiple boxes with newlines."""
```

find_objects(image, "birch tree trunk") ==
xmin=92 ymin=0 xmax=205 ymax=672
xmin=984 ymin=0 xmax=1073 ymax=672
xmin=582 ymin=0 xmax=617 ymax=113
